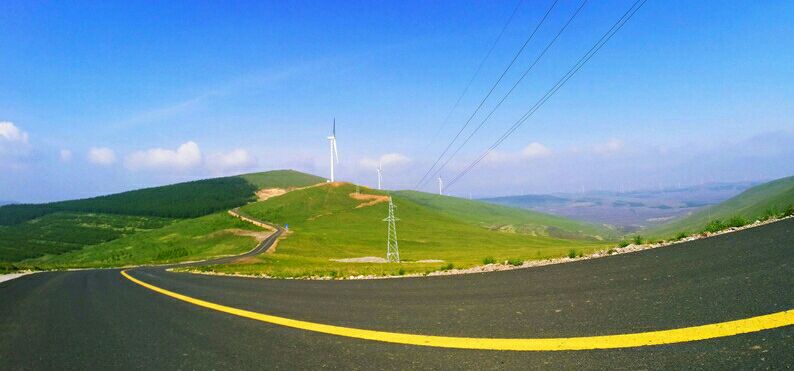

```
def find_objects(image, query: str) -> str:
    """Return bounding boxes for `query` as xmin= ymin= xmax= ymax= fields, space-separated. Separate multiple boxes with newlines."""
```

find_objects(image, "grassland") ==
xmin=0 ymin=169 xmax=326 ymax=225
xmin=394 ymin=190 xmax=615 ymax=240
xmin=0 ymin=170 xmax=326 ymax=272
xmin=0 ymin=212 xmax=173 ymax=262
xmin=1 ymin=170 xmax=621 ymax=277
xmin=239 ymin=170 xmax=326 ymax=189
xmin=648 ymin=175 xmax=794 ymax=238
xmin=194 ymin=183 xmax=611 ymax=278
xmin=19 ymin=212 xmax=265 ymax=270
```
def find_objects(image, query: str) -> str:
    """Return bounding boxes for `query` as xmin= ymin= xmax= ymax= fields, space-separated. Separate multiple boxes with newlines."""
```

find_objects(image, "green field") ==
xmin=19 ymin=212 xmax=265 ymax=270
xmin=648 ymin=175 xmax=794 ymax=238
xmin=0 ymin=212 xmax=173 ymax=263
xmin=193 ymin=183 xmax=611 ymax=278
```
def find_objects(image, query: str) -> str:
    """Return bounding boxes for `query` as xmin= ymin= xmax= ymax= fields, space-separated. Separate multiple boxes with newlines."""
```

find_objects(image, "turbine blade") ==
xmin=333 ymin=118 xmax=336 ymax=137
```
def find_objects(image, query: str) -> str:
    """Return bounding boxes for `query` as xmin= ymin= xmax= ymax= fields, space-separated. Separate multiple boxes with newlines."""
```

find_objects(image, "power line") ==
xmin=415 ymin=0 xmax=560 ymax=190
xmin=419 ymin=0 xmax=589 ymax=188
xmin=447 ymin=0 xmax=647 ymax=189
xmin=446 ymin=0 xmax=648 ymax=190
xmin=420 ymin=0 xmax=524 ymax=157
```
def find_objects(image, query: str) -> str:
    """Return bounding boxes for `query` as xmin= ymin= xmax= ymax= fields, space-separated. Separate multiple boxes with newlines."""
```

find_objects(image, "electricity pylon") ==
xmin=383 ymin=196 xmax=400 ymax=262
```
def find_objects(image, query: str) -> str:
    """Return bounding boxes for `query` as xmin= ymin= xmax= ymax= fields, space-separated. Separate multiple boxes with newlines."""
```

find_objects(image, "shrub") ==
xmin=784 ymin=205 xmax=794 ymax=217
xmin=674 ymin=231 xmax=688 ymax=241
xmin=441 ymin=263 xmax=454 ymax=271
xmin=568 ymin=249 xmax=577 ymax=259
xmin=483 ymin=256 xmax=496 ymax=265
xmin=618 ymin=241 xmax=630 ymax=248
xmin=703 ymin=219 xmax=726 ymax=233
xmin=632 ymin=235 xmax=644 ymax=245
xmin=507 ymin=258 xmax=523 ymax=266
xmin=607 ymin=248 xmax=616 ymax=255
xmin=398 ymin=268 xmax=405 ymax=276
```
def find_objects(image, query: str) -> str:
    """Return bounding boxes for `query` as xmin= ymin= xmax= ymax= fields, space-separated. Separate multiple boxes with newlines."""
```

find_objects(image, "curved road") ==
xmin=1 ymin=218 xmax=793 ymax=369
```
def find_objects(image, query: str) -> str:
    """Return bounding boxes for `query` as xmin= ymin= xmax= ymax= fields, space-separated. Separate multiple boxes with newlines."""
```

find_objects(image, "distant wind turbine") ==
xmin=376 ymin=161 xmax=383 ymax=190
xmin=437 ymin=177 xmax=443 ymax=195
xmin=327 ymin=119 xmax=339 ymax=182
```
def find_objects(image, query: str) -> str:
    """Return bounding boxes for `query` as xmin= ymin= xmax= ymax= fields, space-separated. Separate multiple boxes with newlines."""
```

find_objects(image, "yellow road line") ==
xmin=121 ymin=270 xmax=794 ymax=351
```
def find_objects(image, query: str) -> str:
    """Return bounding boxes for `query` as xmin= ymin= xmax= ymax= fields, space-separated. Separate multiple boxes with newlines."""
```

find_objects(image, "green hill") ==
xmin=194 ymin=183 xmax=612 ymax=278
xmin=0 ymin=213 xmax=173 ymax=263
xmin=21 ymin=212 xmax=264 ymax=270
xmin=393 ymin=191 xmax=614 ymax=240
xmin=4 ymin=171 xmax=621 ymax=277
xmin=239 ymin=170 xmax=326 ymax=189
xmin=0 ymin=170 xmax=325 ymax=225
xmin=648 ymin=175 xmax=794 ymax=238
xmin=0 ymin=170 xmax=325 ymax=265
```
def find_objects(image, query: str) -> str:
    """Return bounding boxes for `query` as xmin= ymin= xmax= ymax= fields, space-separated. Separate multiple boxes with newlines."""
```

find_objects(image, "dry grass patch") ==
xmin=256 ymin=188 xmax=288 ymax=201
xmin=349 ymin=192 xmax=389 ymax=208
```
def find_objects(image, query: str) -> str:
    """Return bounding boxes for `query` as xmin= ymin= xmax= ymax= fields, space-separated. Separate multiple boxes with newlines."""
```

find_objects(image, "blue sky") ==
xmin=1 ymin=0 xmax=793 ymax=202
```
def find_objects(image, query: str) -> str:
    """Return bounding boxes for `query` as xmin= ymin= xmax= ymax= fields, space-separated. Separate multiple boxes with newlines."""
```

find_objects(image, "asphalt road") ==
xmin=1 ymin=218 xmax=793 ymax=370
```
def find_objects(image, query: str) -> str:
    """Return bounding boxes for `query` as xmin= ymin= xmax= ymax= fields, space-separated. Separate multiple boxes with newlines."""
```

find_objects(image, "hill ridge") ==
xmin=648 ymin=175 xmax=794 ymax=238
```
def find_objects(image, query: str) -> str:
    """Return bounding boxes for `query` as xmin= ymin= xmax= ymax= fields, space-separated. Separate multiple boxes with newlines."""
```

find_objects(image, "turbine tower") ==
xmin=383 ymin=197 xmax=400 ymax=262
xmin=376 ymin=161 xmax=383 ymax=190
xmin=437 ymin=177 xmax=443 ymax=195
xmin=327 ymin=119 xmax=339 ymax=182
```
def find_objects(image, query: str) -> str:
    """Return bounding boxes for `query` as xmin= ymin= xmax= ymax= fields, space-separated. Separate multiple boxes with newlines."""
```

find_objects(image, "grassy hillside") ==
xmin=19 ymin=212 xmax=265 ymax=270
xmin=0 ymin=170 xmax=325 ymax=268
xmin=196 ymin=183 xmax=610 ymax=278
xmin=649 ymin=175 xmax=794 ymax=238
xmin=0 ymin=169 xmax=325 ymax=225
xmin=395 ymin=191 xmax=614 ymax=240
xmin=239 ymin=170 xmax=326 ymax=189
xmin=2 ymin=171 xmax=619 ymax=277
xmin=0 ymin=213 xmax=173 ymax=262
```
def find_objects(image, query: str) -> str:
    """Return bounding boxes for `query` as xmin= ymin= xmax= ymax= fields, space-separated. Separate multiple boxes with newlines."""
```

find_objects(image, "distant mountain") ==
xmin=480 ymin=181 xmax=757 ymax=230
xmin=648 ymin=176 xmax=794 ymax=238
xmin=481 ymin=194 xmax=570 ymax=208
xmin=395 ymin=190 xmax=615 ymax=241
xmin=0 ymin=201 xmax=13 ymax=206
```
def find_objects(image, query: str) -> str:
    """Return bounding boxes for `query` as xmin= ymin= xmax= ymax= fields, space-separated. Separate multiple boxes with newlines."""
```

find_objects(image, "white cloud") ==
xmin=0 ymin=122 xmax=31 ymax=167
xmin=593 ymin=139 xmax=624 ymax=155
xmin=0 ymin=122 xmax=29 ymax=144
xmin=206 ymin=148 xmax=258 ymax=174
xmin=125 ymin=141 xmax=202 ymax=171
xmin=521 ymin=142 xmax=552 ymax=159
xmin=88 ymin=147 xmax=116 ymax=166
xmin=360 ymin=153 xmax=411 ymax=169
xmin=59 ymin=149 xmax=73 ymax=162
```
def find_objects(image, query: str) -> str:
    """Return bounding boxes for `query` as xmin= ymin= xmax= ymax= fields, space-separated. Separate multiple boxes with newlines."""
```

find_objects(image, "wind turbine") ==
xmin=437 ymin=177 xmax=443 ymax=195
xmin=376 ymin=161 xmax=383 ymax=190
xmin=327 ymin=119 xmax=339 ymax=182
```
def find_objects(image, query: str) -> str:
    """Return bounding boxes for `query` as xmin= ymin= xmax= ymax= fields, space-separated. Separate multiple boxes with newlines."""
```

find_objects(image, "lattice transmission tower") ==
xmin=383 ymin=197 xmax=400 ymax=262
